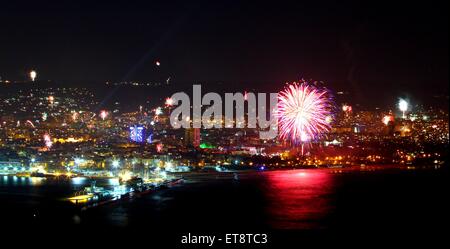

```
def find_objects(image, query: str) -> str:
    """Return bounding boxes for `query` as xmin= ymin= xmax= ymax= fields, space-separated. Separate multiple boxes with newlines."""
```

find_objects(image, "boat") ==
xmin=68 ymin=193 xmax=94 ymax=204
xmin=84 ymin=181 xmax=108 ymax=196
xmin=68 ymin=181 xmax=112 ymax=204
xmin=123 ymin=176 xmax=144 ymax=186
xmin=30 ymin=172 xmax=46 ymax=177
xmin=167 ymin=178 xmax=184 ymax=187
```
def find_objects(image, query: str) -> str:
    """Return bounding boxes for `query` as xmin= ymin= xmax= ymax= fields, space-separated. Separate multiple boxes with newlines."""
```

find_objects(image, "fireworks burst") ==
xmin=100 ymin=110 xmax=108 ymax=120
xmin=156 ymin=143 xmax=163 ymax=153
xmin=155 ymin=107 xmax=163 ymax=115
xmin=30 ymin=70 xmax=37 ymax=82
xmin=43 ymin=134 xmax=52 ymax=149
xmin=165 ymin=97 xmax=174 ymax=106
xmin=382 ymin=115 xmax=394 ymax=125
xmin=276 ymin=82 xmax=333 ymax=144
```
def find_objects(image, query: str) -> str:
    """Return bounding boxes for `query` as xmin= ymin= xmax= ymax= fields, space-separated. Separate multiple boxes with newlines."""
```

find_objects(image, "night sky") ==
xmin=1 ymin=0 xmax=448 ymax=108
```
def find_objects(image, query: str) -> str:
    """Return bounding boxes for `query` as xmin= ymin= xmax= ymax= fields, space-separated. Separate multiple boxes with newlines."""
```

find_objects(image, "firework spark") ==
xmin=155 ymin=107 xmax=163 ymax=115
xmin=276 ymin=82 xmax=333 ymax=143
xmin=342 ymin=104 xmax=352 ymax=112
xmin=100 ymin=110 xmax=108 ymax=120
xmin=43 ymin=134 xmax=52 ymax=148
xmin=382 ymin=115 xmax=394 ymax=125
xmin=165 ymin=97 xmax=174 ymax=106
xmin=156 ymin=143 xmax=163 ymax=153
xmin=30 ymin=70 xmax=37 ymax=82
xmin=398 ymin=98 xmax=408 ymax=119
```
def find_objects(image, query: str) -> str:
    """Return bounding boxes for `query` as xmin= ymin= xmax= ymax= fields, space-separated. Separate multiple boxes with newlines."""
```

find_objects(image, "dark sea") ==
xmin=0 ymin=167 xmax=448 ymax=248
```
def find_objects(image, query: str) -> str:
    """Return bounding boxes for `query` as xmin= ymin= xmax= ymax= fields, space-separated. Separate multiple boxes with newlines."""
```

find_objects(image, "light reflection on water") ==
xmin=0 ymin=175 xmax=45 ymax=186
xmin=1 ymin=168 xmax=443 ymax=231
xmin=71 ymin=177 xmax=86 ymax=185
xmin=264 ymin=169 xmax=335 ymax=229
xmin=28 ymin=177 xmax=45 ymax=186
xmin=69 ymin=177 xmax=120 ymax=186
xmin=108 ymin=178 xmax=120 ymax=186
xmin=0 ymin=175 xmax=119 ymax=188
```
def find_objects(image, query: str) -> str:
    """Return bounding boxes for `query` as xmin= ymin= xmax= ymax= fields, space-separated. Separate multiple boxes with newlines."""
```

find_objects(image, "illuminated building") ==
xmin=130 ymin=125 xmax=145 ymax=143
xmin=185 ymin=128 xmax=200 ymax=148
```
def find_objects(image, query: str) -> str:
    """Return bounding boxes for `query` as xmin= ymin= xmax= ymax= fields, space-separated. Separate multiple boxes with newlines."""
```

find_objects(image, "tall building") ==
xmin=185 ymin=128 xmax=200 ymax=148
xmin=130 ymin=125 xmax=145 ymax=143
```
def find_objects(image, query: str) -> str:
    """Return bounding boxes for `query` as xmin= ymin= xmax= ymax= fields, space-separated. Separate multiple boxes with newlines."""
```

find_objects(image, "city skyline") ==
xmin=0 ymin=1 xmax=448 ymax=247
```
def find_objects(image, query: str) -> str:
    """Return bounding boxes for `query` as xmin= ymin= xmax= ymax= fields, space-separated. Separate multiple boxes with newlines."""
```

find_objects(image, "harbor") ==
xmin=67 ymin=176 xmax=184 ymax=210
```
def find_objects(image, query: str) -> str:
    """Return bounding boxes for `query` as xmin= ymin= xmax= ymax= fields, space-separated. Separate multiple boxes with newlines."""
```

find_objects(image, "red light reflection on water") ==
xmin=264 ymin=169 xmax=335 ymax=229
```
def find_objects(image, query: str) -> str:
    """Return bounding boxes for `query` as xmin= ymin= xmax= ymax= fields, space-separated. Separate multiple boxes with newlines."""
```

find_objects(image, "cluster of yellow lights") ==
xmin=118 ymin=171 xmax=133 ymax=182
xmin=53 ymin=137 xmax=85 ymax=143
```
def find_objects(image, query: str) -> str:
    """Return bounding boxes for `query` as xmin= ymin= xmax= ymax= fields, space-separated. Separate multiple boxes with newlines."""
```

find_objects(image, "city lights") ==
xmin=72 ymin=112 xmax=78 ymax=121
xmin=130 ymin=125 xmax=145 ymax=143
xmin=48 ymin=95 xmax=54 ymax=105
xmin=74 ymin=158 xmax=85 ymax=165
xmin=0 ymin=3 xmax=447 ymax=244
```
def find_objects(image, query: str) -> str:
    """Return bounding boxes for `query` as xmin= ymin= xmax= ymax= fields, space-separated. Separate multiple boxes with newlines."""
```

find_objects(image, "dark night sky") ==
xmin=0 ymin=0 xmax=448 ymax=108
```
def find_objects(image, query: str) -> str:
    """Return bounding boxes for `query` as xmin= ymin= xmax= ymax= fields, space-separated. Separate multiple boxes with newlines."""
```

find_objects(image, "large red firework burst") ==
xmin=276 ymin=81 xmax=333 ymax=144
